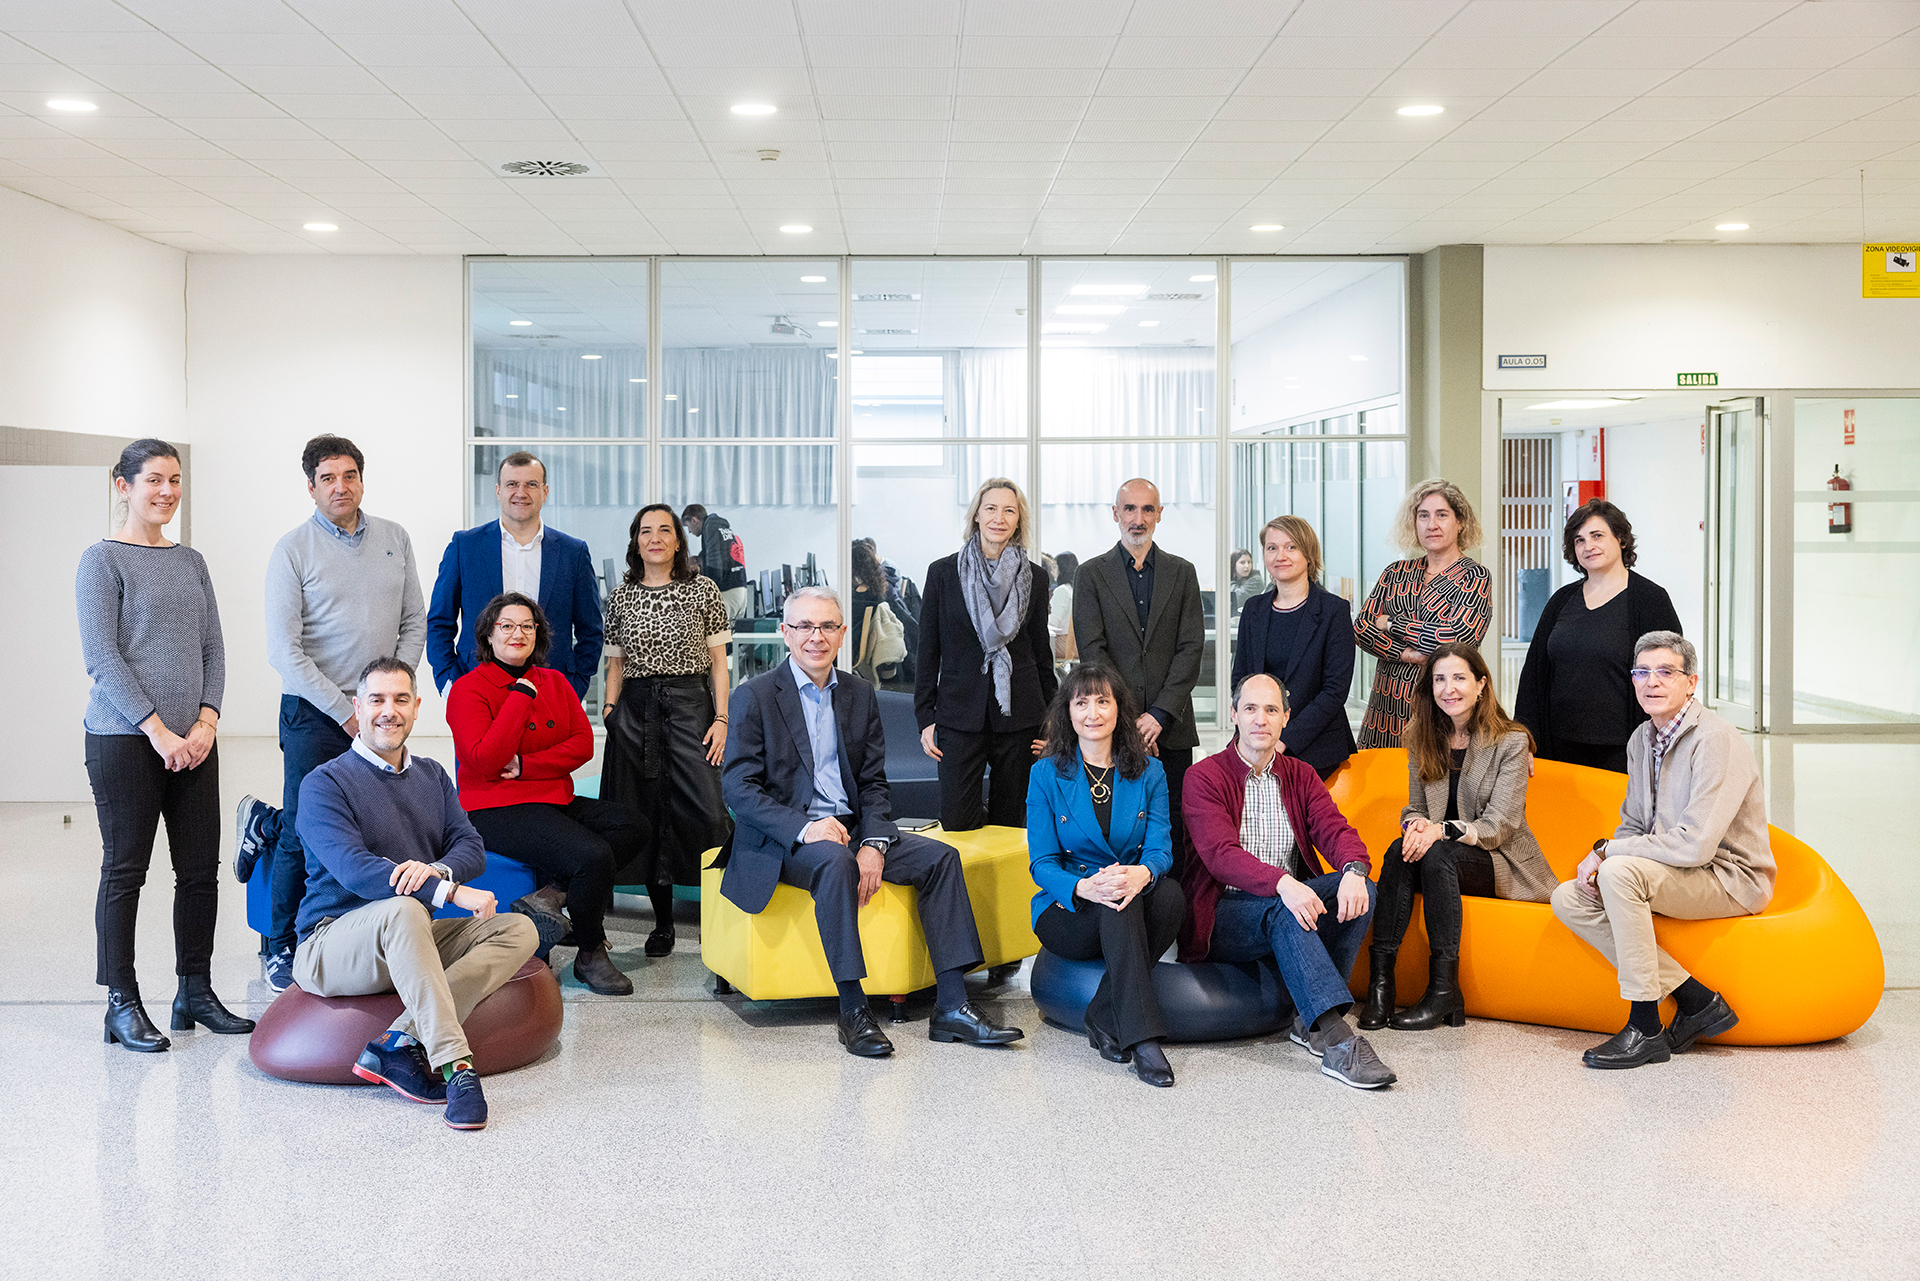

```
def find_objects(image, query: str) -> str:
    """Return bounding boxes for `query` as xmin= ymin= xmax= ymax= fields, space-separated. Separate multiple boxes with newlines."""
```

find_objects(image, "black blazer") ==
xmin=1514 ymin=571 xmax=1682 ymax=761
xmin=1072 ymin=543 xmax=1207 ymax=752
xmin=718 ymin=659 xmax=900 ymax=915
xmin=1229 ymin=582 xmax=1357 ymax=775
xmin=914 ymin=551 xmax=1058 ymax=734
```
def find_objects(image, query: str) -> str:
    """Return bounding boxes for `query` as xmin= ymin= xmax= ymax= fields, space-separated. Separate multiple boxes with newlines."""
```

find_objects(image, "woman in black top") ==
xmin=1228 ymin=516 xmax=1356 ymax=778
xmin=1514 ymin=499 xmax=1683 ymax=773
xmin=914 ymin=478 xmax=1058 ymax=831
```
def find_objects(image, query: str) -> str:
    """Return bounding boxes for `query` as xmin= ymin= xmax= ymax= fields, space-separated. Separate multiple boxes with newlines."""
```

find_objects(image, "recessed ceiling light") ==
xmin=303 ymin=222 xmax=338 ymax=231
xmin=505 ymin=394 xmax=518 ymax=399
xmin=732 ymin=103 xmax=777 ymax=115
xmin=664 ymin=394 xmax=678 ymax=400
xmin=1189 ymin=274 xmax=1216 ymax=282
xmin=689 ymin=407 xmax=700 ymax=413
xmin=556 ymin=407 xmax=566 ymax=411
xmin=1044 ymin=322 xmax=1108 ymax=334
xmin=1056 ymin=304 xmax=1125 ymax=315
xmin=1526 ymin=399 xmax=1635 ymax=410
xmin=818 ymin=319 xmax=838 ymax=326
xmin=1716 ymin=222 xmax=1749 ymax=231
xmin=1138 ymin=320 xmax=1161 ymax=327
xmin=47 ymin=99 xmax=98 ymax=112
xmin=779 ymin=224 xmax=812 ymax=234
xmin=1397 ymin=104 xmax=1444 ymax=117
xmin=800 ymin=275 xmax=826 ymax=283
xmin=1349 ymin=354 xmax=1368 ymax=362
xmin=850 ymin=349 xmax=863 ymax=355
xmin=826 ymin=352 xmax=839 ymax=359
xmin=1070 ymin=283 xmax=1147 ymax=296
xmin=509 ymin=320 xmax=532 ymax=326
xmin=1250 ymin=224 xmax=1284 ymax=232
xmin=630 ymin=377 xmax=644 ymax=382
xmin=581 ymin=354 xmax=601 ymax=360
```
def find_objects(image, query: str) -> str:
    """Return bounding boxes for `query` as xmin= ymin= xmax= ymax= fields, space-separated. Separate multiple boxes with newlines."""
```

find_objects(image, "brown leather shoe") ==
xmin=521 ymin=882 xmax=568 ymax=920
xmin=572 ymin=942 xmax=633 ymax=996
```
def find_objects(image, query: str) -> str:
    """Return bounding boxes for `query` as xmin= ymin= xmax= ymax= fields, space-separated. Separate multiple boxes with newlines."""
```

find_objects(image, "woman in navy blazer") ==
xmin=1229 ymin=516 xmax=1356 ymax=778
xmin=1027 ymin=664 xmax=1186 ymax=1087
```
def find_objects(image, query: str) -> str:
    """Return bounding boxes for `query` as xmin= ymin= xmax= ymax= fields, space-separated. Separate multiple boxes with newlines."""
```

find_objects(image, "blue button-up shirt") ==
xmin=792 ymin=662 xmax=852 ymax=843
xmin=312 ymin=507 xmax=368 ymax=548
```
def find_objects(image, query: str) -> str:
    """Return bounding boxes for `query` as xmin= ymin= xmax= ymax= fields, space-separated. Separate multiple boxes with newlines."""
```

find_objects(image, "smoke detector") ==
xmin=757 ymin=149 xmax=780 ymax=162
xmin=498 ymin=160 xmax=594 ymax=177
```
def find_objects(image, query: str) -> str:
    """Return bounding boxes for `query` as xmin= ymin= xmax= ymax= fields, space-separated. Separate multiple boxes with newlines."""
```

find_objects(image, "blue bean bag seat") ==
xmin=246 ymin=851 xmax=540 ymax=940
xmin=1029 ymin=948 xmax=1295 ymax=1043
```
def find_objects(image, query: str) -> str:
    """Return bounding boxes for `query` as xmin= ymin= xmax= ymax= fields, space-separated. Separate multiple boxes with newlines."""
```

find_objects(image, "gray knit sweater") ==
xmin=265 ymin=510 xmax=427 ymax=725
xmin=76 ymin=541 xmax=226 ymax=737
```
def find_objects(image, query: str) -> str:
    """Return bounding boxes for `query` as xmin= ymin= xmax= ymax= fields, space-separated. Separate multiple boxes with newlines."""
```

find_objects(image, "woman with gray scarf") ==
xmin=914 ymin=478 xmax=1059 ymax=831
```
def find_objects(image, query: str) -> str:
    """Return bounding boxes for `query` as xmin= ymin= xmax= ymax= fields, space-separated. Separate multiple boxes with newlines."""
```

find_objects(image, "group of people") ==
xmin=78 ymin=439 xmax=1773 ymax=1126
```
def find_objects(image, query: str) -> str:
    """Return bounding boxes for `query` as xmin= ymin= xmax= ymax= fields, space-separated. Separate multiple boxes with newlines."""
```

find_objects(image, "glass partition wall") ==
xmin=469 ymin=256 xmax=1411 ymax=732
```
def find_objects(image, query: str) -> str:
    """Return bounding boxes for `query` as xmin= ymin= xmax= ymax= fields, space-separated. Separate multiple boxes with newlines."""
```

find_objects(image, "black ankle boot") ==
xmin=1390 ymin=955 xmax=1466 ymax=1030
xmin=105 ymin=988 xmax=170 ymax=1052
xmin=1355 ymin=947 xmax=1396 ymax=1030
xmin=170 ymin=974 xmax=256 ymax=1034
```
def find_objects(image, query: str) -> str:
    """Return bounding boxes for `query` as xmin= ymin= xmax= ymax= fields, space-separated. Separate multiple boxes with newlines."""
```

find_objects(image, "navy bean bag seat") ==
xmin=1029 ymin=948 xmax=1295 ymax=1043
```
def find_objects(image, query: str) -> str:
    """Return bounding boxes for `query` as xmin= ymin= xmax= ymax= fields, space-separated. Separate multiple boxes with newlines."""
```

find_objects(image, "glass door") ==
xmin=1703 ymin=398 xmax=1764 ymax=730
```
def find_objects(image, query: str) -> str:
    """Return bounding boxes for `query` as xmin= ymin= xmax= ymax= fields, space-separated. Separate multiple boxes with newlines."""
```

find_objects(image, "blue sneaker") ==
xmin=444 ymin=1068 xmax=487 ymax=1130
xmin=352 ymin=1039 xmax=447 ymax=1104
xmin=263 ymin=946 xmax=295 ymax=994
xmin=232 ymin=795 xmax=274 ymax=883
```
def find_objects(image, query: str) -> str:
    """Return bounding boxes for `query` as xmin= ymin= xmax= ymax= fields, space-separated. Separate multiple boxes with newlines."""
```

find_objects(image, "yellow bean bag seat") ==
xmin=1329 ymin=748 xmax=1882 ymax=1045
xmin=699 ymin=825 xmax=1041 ymax=1002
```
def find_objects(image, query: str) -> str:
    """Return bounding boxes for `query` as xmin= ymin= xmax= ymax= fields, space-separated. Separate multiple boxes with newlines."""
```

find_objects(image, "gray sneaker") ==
xmin=1288 ymin=1013 xmax=1327 ymax=1058
xmin=1320 ymin=1031 xmax=1396 ymax=1089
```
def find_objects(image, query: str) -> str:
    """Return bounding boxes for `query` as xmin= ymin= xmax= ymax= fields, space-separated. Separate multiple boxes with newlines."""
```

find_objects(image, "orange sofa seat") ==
xmin=1326 ymin=748 xmax=1882 ymax=1046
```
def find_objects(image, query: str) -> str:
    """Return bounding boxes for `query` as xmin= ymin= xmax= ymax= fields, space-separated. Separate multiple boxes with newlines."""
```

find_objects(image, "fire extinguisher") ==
xmin=1827 ymin=465 xmax=1852 ymax=534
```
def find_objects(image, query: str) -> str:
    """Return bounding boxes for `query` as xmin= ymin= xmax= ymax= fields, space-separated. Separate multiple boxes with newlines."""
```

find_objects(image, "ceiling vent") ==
xmin=499 ymin=160 xmax=593 ymax=177
xmin=508 ymin=333 xmax=564 ymax=339
xmin=856 ymin=327 xmax=918 ymax=335
xmin=1146 ymin=292 xmax=1204 ymax=301
xmin=854 ymin=293 xmax=921 ymax=302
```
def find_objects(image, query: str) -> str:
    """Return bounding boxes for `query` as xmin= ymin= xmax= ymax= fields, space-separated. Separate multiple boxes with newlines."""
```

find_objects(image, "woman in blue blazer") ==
xmin=1229 ymin=515 xmax=1356 ymax=778
xmin=1027 ymin=663 xmax=1186 ymax=1087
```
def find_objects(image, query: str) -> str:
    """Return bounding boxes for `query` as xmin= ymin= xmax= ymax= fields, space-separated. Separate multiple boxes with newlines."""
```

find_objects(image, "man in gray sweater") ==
xmin=1552 ymin=630 xmax=1775 ymax=1070
xmin=234 ymin=435 xmax=428 ymax=992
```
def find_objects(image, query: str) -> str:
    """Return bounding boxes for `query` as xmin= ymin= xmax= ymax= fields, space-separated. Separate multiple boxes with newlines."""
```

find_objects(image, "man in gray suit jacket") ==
xmin=1073 ymin=478 xmax=1207 ymax=864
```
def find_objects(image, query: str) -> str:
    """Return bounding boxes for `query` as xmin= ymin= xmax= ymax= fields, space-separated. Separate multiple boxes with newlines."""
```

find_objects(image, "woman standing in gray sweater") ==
xmin=77 ymin=439 xmax=253 ymax=1052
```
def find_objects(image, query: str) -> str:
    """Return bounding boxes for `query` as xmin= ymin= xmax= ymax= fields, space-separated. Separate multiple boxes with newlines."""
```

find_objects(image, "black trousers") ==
xmin=265 ymin=695 xmax=354 ymax=953
xmin=1375 ymin=837 xmax=1497 ymax=960
xmin=467 ymin=797 xmax=650 ymax=952
xmin=934 ymin=724 xmax=1037 ymax=831
xmin=779 ymin=832 xmax=984 ymax=984
xmin=1158 ymin=747 xmax=1193 ymax=873
xmin=85 ymin=734 xmax=222 ymax=990
xmin=601 ymin=676 xmax=729 ymax=887
xmin=1035 ymin=877 xmax=1186 ymax=1050
xmin=1554 ymin=739 xmax=1630 ymax=774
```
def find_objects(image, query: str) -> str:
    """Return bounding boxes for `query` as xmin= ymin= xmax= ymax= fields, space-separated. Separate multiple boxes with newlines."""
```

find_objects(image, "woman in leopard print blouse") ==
xmin=1354 ymin=479 xmax=1492 ymax=749
xmin=602 ymin=503 xmax=733 ymax=956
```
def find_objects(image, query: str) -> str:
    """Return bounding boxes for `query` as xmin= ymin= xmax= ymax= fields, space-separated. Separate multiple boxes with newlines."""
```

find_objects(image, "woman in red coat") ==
xmin=448 ymin=592 xmax=648 ymax=995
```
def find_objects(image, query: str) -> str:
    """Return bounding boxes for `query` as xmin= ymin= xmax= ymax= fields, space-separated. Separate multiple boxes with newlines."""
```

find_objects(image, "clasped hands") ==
xmin=148 ymin=720 xmax=217 ymax=772
xmin=1077 ymin=863 xmax=1151 ymax=911
xmin=1278 ymin=869 xmax=1370 ymax=930
xmin=389 ymin=860 xmax=496 ymax=917
xmin=804 ymin=817 xmax=888 ymax=906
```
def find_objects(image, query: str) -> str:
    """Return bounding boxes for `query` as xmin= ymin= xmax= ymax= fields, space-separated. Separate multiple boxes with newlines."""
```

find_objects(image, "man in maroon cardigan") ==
xmin=1181 ymin=673 xmax=1396 ymax=1089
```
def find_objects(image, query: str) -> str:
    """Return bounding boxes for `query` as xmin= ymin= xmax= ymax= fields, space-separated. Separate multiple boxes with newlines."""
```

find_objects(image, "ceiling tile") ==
xmin=1596 ymin=2 xmax=1797 ymax=40
xmin=958 ymin=36 xmax=1112 ymax=67
xmin=1281 ymin=1 xmax=1464 ymax=40
xmin=331 ymin=32 xmax=507 ymax=66
xmin=1098 ymin=68 xmax=1245 ymax=96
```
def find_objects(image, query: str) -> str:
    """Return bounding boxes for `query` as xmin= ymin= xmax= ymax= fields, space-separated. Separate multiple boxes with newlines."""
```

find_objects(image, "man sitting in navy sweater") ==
xmin=292 ymin=656 xmax=537 ymax=1130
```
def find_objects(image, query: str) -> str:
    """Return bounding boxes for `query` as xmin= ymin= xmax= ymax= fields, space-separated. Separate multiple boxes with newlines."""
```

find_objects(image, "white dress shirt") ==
xmin=501 ymin=521 xmax=543 ymax=599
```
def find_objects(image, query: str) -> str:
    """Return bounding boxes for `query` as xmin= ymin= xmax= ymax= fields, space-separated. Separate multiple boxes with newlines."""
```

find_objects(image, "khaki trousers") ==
xmin=294 ymin=897 xmax=537 ymax=1069
xmin=1550 ymin=855 xmax=1748 ymax=1002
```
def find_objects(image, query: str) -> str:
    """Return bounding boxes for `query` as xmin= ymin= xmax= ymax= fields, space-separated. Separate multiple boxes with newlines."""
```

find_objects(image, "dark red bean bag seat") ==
xmin=248 ymin=958 xmax=562 ymax=1084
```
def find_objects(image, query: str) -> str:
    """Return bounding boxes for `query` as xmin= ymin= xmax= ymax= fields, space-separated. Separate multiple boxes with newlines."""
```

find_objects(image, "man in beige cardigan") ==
xmin=1552 ymin=631 xmax=1775 ymax=1070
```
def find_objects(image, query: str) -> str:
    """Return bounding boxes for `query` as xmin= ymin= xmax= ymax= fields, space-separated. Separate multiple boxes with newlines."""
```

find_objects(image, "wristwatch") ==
xmin=1591 ymin=838 xmax=1609 ymax=856
xmin=1341 ymin=861 xmax=1369 ymax=881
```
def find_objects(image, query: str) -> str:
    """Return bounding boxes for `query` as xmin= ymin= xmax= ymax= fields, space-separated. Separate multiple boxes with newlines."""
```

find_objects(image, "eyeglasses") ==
xmin=1629 ymin=666 xmax=1687 ymax=683
xmin=493 ymin=621 xmax=539 ymax=636
xmin=782 ymin=621 xmax=844 ymax=637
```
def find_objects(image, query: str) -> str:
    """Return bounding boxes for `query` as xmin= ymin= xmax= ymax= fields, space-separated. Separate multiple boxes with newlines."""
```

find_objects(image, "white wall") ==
xmin=187 ymin=255 xmax=465 ymax=741
xmin=1231 ymin=267 xmax=1403 ymax=430
xmin=8 ymin=467 xmax=105 ymax=801
xmin=1602 ymin=416 xmax=1707 ymax=639
xmin=0 ymin=186 xmax=186 ymax=440
xmin=1485 ymin=245 xmax=1920 ymax=391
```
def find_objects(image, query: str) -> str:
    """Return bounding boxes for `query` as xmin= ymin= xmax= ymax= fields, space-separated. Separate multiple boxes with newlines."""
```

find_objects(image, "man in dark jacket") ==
xmin=720 ymin=586 xmax=1023 ymax=1059
xmin=683 ymin=504 xmax=750 ymax=619
xmin=1073 ymin=478 xmax=1207 ymax=863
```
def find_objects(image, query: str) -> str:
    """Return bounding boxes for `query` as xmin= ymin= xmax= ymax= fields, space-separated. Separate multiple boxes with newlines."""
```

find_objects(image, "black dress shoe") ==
xmin=1087 ymin=1023 xmax=1131 ymax=1064
xmin=104 ymin=988 xmax=170 ymax=1053
xmin=170 ymin=973 xmax=256 ymax=1034
xmin=928 ymin=1001 xmax=1024 ymax=1046
xmin=838 ymin=1006 xmax=895 ymax=1058
xmin=1131 ymin=1039 xmax=1175 ymax=1087
xmin=1582 ymin=1023 xmax=1672 ymax=1069
xmin=644 ymin=926 xmax=675 ymax=958
xmin=1667 ymin=992 xmax=1739 ymax=1053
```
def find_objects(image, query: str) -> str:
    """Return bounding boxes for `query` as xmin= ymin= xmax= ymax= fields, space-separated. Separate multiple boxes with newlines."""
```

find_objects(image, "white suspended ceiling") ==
xmin=1 ymin=0 xmax=1917 ymax=256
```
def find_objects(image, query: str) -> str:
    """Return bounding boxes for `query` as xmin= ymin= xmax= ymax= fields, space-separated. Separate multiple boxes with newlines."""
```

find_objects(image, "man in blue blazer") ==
xmin=426 ymin=451 xmax=604 ymax=699
xmin=720 ymin=585 xmax=1023 ymax=1059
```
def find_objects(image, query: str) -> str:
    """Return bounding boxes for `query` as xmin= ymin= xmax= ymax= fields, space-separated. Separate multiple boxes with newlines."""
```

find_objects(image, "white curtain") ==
xmin=473 ymin=345 xmax=646 ymax=438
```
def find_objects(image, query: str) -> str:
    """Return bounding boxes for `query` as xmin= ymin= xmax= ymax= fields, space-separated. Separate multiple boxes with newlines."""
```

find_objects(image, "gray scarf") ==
xmin=956 ymin=533 xmax=1032 ymax=718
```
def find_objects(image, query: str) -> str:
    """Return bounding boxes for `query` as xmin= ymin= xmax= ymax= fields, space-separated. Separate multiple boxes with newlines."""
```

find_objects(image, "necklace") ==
xmin=1084 ymin=762 xmax=1113 ymax=804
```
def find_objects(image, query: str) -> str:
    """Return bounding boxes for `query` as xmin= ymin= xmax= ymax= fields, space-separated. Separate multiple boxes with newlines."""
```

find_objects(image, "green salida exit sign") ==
xmin=1678 ymin=372 xmax=1719 ymax=387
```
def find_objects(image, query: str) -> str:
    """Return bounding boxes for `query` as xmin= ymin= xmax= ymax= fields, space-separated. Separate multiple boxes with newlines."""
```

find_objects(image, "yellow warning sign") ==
xmin=1863 ymin=244 xmax=1920 ymax=298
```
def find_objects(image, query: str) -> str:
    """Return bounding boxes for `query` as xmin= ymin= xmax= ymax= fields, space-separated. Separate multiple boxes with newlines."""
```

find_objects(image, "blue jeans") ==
xmin=1208 ymin=872 xmax=1376 ymax=1030
xmin=266 ymin=695 xmax=353 ymax=953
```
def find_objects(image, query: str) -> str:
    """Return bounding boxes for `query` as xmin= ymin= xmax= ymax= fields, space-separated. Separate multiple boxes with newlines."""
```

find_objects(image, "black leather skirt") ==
xmin=601 ymin=674 xmax=731 ymax=887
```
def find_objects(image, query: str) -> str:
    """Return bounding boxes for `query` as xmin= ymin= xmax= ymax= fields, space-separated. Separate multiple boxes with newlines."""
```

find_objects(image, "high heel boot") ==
xmin=1389 ymin=955 xmax=1466 ymax=1030
xmin=104 ymin=988 xmax=170 ymax=1052
xmin=171 ymin=973 xmax=256 ymax=1034
xmin=1355 ymin=947 xmax=1396 ymax=1030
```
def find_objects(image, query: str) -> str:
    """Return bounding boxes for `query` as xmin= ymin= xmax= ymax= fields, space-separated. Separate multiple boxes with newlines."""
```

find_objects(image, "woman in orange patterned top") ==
xmin=1354 ymin=479 xmax=1492 ymax=748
